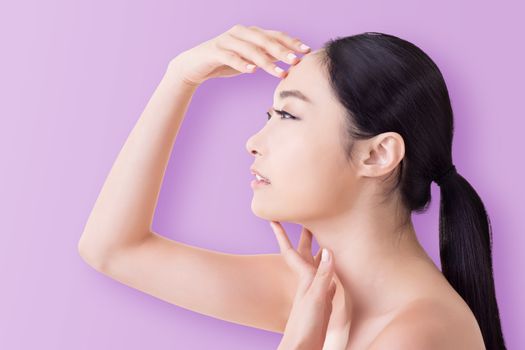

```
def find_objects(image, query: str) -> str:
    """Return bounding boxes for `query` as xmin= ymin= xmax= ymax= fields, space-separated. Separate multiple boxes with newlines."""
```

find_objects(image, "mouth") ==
xmin=250 ymin=168 xmax=271 ymax=188
xmin=251 ymin=177 xmax=271 ymax=188
xmin=250 ymin=168 xmax=271 ymax=184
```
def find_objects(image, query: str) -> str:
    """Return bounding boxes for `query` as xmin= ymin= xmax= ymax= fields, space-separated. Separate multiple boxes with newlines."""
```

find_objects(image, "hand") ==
xmin=270 ymin=221 xmax=349 ymax=350
xmin=167 ymin=24 xmax=311 ymax=87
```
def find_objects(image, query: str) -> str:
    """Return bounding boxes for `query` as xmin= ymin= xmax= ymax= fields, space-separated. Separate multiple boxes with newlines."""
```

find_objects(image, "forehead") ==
xmin=273 ymin=50 xmax=332 ymax=106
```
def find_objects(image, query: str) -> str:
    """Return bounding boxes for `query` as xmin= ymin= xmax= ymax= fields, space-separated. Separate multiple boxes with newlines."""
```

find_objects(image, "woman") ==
xmin=78 ymin=24 xmax=506 ymax=349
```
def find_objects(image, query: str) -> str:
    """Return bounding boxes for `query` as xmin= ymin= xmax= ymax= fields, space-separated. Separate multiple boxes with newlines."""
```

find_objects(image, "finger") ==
xmin=331 ymin=270 xmax=344 ymax=287
xmin=310 ymin=248 xmax=335 ymax=297
xmin=223 ymin=25 xmax=294 ymax=78
xmin=297 ymin=226 xmax=313 ymax=263
xmin=328 ymin=280 xmax=337 ymax=300
xmin=313 ymin=247 xmax=322 ymax=268
xmin=270 ymin=221 xmax=293 ymax=252
xmin=216 ymin=49 xmax=258 ymax=74
xmin=217 ymin=35 xmax=284 ymax=78
xmin=235 ymin=25 xmax=302 ymax=66
xmin=270 ymin=221 xmax=313 ymax=277
xmin=256 ymin=27 xmax=311 ymax=55
xmin=262 ymin=50 xmax=279 ymax=63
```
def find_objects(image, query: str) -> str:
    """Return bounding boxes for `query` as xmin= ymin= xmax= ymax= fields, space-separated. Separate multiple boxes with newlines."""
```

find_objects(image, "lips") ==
xmin=250 ymin=167 xmax=271 ymax=183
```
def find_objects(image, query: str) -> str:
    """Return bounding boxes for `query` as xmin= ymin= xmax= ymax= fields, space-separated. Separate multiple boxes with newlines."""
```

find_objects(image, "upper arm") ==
xmin=91 ymin=231 xmax=299 ymax=333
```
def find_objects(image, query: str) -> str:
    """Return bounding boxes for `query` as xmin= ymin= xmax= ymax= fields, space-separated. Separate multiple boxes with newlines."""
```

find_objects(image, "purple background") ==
xmin=1 ymin=0 xmax=523 ymax=349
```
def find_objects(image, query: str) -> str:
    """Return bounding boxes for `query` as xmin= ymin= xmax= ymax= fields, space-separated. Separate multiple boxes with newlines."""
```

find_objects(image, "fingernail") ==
xmin=287 ymin=52 xmax=297 ymax=62
xmin=246 ymin=64 xmax=256 ymax=71
xmin=300 ymin=43 xmax=310 ymax=51
xmin=321 ymin=248 xmax=329 ymax=262
xmin=274 ymin=66 xmax=284 ymax=74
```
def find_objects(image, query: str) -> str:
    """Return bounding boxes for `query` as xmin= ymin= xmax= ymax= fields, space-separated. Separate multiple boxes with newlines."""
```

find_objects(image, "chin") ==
xmin=250 ymin=200 xmax=305 ymax=224
xmin=250 ymin=201 xmax=274 ymax=221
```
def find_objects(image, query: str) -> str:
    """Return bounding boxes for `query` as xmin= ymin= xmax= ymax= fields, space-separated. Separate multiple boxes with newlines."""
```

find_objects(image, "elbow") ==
xmin=77 ymin=238 xmax=109 ymax=272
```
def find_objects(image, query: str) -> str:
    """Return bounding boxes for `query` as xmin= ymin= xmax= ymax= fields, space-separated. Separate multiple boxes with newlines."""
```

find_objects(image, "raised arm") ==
xmin=77 ymin=60 xmax=198 ymax=267
xmin=78 ymin=23 xmax=309 ymax=268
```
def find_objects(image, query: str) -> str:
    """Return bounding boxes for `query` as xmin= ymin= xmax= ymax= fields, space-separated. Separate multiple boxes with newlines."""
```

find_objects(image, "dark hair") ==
xmin=318 ymin=32 xmax=506 ymax=349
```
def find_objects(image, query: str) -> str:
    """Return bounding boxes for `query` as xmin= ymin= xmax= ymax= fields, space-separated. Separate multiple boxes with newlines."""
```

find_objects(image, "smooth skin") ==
xmin=271 ymin=221 xmax=348 ymax=350
xmin=78 ymin=24 xmax=486 ymax=349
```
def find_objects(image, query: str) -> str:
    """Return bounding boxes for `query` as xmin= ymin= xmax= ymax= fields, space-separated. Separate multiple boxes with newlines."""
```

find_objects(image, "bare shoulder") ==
xmin=367 ymin=297 xmax=485 ymax=350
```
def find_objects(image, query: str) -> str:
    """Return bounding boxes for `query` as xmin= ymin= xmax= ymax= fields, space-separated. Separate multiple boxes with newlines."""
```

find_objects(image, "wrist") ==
xmin=165 ymin=57 xmax=201 ymax=89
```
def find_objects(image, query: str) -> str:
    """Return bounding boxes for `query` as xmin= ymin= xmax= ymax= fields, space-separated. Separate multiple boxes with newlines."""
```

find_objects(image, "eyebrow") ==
xmin=278 ymin=89 xmax=313 ymax=104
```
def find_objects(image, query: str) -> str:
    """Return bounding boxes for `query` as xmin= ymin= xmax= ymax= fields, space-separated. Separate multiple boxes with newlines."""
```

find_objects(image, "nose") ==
xmin=245 ymin=132 xmax=261 ymax=156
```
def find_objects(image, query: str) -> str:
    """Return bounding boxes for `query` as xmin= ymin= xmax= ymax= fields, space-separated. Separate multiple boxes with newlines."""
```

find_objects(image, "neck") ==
xmin=300 ymin=196 xmax=437 ymax=321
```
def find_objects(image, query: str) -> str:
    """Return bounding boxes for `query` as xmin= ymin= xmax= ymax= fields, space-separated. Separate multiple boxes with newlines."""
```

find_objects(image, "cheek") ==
xmin=250 ymin=128 xmax=352 ymax=221
xmin=274 ymin=147 xmax=351 ymax=218
xmin=288 ymin=159 xmax=348 ymax=203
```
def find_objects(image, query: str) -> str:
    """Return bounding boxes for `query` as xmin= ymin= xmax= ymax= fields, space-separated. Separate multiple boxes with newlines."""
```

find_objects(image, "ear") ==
xmin=357 ymin=132 xmax=405 ymax=178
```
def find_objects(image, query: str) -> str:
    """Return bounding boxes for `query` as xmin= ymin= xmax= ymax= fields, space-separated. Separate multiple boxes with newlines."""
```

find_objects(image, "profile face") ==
xmin=245 ymin=50 xmax=359 ymax=224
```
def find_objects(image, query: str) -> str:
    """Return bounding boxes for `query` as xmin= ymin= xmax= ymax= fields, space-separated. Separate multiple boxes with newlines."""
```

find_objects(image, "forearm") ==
xmin=78 ymin=60 xmax=198 ymax=262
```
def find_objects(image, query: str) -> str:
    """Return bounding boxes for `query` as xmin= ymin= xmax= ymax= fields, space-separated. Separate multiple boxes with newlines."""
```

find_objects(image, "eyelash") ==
xmin=266 ymin=109 xmax=298 ymax=121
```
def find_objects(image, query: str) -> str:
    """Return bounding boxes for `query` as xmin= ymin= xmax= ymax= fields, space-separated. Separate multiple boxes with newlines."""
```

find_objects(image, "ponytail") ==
xmin=436 ymin=165 xmax=506 ymax=350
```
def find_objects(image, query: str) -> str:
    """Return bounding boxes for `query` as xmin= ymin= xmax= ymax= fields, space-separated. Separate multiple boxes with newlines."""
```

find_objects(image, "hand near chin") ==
xmin=270 ymin=221 xmax=350 ymax=350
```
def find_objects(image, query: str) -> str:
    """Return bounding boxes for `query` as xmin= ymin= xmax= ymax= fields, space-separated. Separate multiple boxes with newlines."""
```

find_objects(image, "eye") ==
xmin=266 ymin=109 xmax=298 ymax=121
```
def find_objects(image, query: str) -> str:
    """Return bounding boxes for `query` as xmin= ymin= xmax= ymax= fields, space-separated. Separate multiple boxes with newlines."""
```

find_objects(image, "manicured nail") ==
xmin=300 ymin=43 xmax=310 ymax=51
xmin=246 ymin=64 xmax=256 ymax=71
xmin=274 ymin=66 xmax=284 ymax=74
xmin=287 ymin=52 xmax=297 ymax=62
xmin=321 ymin=248 xmax=329 ymax=262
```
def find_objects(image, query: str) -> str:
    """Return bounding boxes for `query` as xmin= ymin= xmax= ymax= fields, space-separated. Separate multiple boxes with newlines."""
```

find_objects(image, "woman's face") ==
xmin=245 ymin=50 xmax=359 ymax=223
